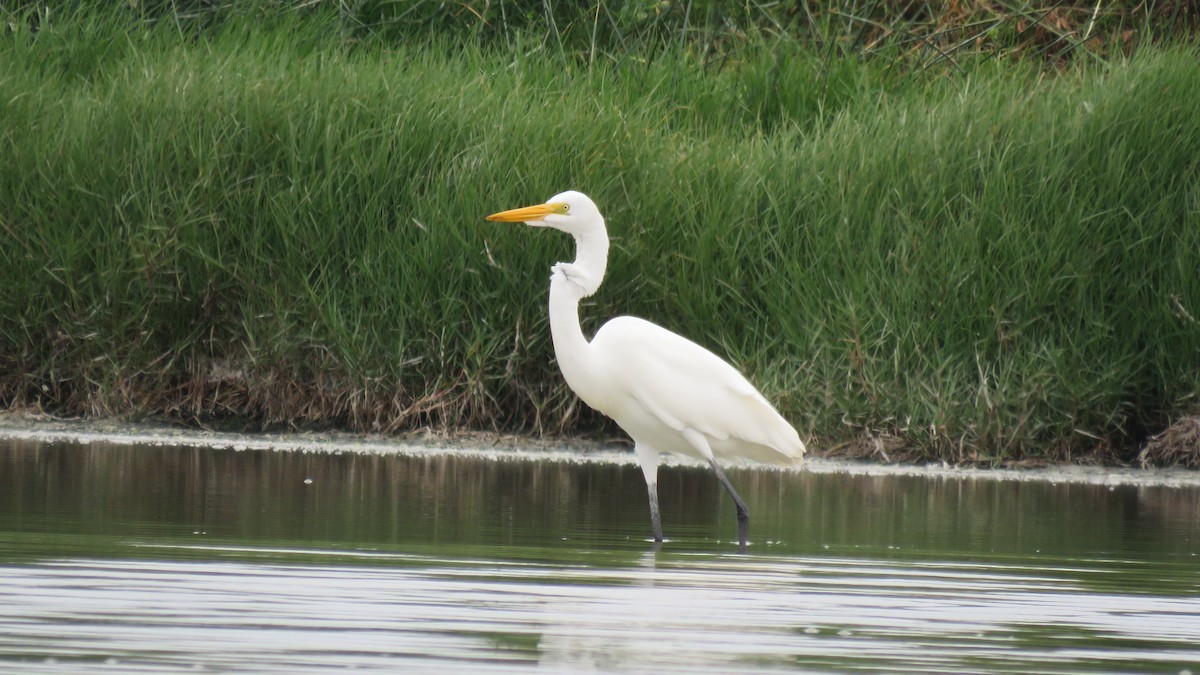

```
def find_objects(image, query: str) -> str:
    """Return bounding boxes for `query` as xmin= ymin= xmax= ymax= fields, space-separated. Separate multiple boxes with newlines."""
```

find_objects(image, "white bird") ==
xmin=486 ymin=191 xmax=806 ymax=547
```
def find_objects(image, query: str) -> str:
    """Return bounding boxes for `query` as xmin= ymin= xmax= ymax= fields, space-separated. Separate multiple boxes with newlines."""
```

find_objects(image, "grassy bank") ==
xmin=1 ymin=6 xmax=1198 ymax=464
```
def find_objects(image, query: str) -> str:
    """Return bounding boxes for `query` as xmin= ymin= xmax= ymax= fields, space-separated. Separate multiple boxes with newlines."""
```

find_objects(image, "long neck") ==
xmin=570 ymin=228 xmax=608 ymax=296
xmin=547 ymin=225 xmax=609 ymax=401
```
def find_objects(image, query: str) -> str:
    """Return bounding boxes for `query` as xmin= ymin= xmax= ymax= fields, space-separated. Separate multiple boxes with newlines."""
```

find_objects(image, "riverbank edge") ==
xmin=3 ymin=413 xmax=1197 ymax=489
xmin=4 ymin=9 xmax=1199 ymax=468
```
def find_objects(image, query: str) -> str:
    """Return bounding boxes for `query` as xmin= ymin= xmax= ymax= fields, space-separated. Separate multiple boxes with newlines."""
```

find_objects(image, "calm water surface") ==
xmin=1 ymin=436 xmax=1198 ymax=673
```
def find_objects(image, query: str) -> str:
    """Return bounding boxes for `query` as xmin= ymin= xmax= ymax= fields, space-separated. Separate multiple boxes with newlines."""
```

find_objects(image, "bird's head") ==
xmin=485 ymin=190 xmax=603 ymax=238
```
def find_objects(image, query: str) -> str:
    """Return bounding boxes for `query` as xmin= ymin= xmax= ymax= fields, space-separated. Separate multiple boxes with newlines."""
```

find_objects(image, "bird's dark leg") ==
xmin=707 ymin=457 xmax=749 ymax=552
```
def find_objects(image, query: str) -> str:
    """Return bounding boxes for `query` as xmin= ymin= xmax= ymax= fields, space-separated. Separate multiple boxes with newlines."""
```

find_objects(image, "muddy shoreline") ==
xmin=3 ymin=413 xmax=1197 ymax=489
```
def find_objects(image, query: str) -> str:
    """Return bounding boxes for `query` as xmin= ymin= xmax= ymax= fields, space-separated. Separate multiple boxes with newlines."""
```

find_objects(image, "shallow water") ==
xmin=1 ymin=435 xmax=1198 ymax=673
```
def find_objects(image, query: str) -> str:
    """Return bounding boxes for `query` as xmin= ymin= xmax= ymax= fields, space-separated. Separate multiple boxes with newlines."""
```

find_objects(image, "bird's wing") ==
xmin=592 ymin=317 xmax=804 ymax=462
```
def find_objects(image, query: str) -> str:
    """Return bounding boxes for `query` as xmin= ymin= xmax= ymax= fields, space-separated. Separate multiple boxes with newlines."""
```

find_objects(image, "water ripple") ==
xmin=1 ymin=550 xmax=1198 ymax=673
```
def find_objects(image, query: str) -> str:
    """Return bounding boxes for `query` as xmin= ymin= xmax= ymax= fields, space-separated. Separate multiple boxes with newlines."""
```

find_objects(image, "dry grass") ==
xmin=1140 ymin=416 xmax=1200 ymax=468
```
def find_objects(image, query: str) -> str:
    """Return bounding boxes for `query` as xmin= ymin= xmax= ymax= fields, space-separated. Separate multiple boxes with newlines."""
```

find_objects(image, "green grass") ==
xmin=1 ymin=6 xmax=1198 ymax=463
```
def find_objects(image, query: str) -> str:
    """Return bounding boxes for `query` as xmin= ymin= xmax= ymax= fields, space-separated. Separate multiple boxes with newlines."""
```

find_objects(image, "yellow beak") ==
xmin=485 ymin=202 xmax=564 ymax=222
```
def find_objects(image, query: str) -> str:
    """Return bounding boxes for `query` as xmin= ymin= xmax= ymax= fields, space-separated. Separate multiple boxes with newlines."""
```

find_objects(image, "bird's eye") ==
xmin=559 ymin=204 xmax=570 ymax=214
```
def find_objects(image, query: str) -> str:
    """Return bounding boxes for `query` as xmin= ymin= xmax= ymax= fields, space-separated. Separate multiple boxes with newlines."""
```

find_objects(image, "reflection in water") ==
xmin=1 ymin=438 xmax=1199 ymax=673
xmin=2 ymin=438 xmax=1197 ymax=560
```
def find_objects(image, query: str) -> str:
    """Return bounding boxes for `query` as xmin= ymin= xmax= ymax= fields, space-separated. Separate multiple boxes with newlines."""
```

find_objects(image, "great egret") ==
xmin=486 ymin=191 xmax=805 ymax=547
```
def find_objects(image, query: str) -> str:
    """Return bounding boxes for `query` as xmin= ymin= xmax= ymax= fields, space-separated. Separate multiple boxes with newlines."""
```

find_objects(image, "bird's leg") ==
xmin=646 ymin=482 xmax=663 ymax=543
xmin=635 ymin=444 xmax=664 ymax=543
xmin=681 ymin=429 xmax=750 ymax=551
xmin=707 ymin=457 xmax=750 ymax=552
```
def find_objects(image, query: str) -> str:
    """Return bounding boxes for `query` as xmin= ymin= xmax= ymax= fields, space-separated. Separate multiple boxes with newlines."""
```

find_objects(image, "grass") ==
xmin=0 ymin=5 xmax=1198 ymax=464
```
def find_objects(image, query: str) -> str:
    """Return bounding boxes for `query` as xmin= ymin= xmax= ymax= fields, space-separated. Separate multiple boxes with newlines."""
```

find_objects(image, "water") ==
xmin=1 ymin=431 xmax=1199 ymax=673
